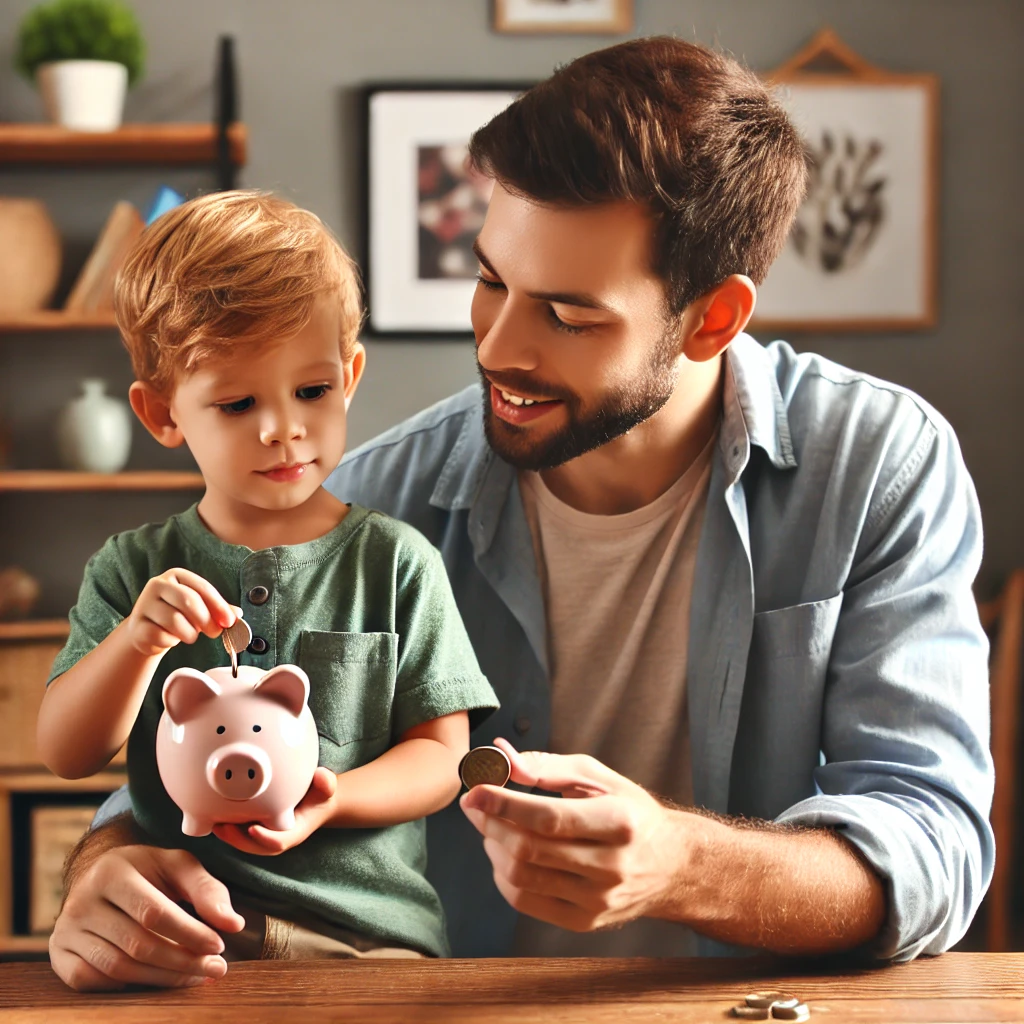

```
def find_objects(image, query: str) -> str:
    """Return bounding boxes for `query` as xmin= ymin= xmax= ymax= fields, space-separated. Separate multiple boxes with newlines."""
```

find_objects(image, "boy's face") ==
xmin=471 ymin=183 xmax=686 ymax=471
xmin=161 ymin=298 xmax=360 ymax=515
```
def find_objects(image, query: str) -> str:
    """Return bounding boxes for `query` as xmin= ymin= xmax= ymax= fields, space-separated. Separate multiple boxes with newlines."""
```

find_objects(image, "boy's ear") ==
xmin=343 ymin=343 xmax=366 ymax=411
xmin=680 ymin=275 xmax=757 ymax=363
xmin=128 ymin=381 xmax=185 ymax=449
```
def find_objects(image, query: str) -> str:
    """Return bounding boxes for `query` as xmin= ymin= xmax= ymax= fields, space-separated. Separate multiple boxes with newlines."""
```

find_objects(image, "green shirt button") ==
xmin=248 ymin=585 xmax=269 ymax=605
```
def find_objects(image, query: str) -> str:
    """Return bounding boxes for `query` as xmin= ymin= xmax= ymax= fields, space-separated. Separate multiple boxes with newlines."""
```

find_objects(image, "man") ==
xmin=50 ymin=37 xmax=992 ymax=989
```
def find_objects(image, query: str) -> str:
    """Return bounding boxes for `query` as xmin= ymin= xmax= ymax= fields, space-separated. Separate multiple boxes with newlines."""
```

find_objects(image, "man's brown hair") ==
xmin=469 ymin=37 xmax=807 ymax=316
xmin=115 ymin=190 xmax=363 ymax=395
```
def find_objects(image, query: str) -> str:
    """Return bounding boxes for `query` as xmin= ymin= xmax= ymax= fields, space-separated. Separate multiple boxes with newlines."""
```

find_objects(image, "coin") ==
xmin=769 ymin=1004 xmax=809 ymax=1022
xmin=459 ymin=746 xmax=511 ymax=789
xmin=730 ymin=1007 xmax=770 ymax=1020
xmin=221 ymin=617 xmax=252 ymax=677
xmin=746 ymin=993 xmax=800 ymax=1010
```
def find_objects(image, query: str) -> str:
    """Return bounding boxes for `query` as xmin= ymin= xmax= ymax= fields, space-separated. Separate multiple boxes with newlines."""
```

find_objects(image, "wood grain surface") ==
xmin=0 ymin=953 xmax=1021 ymax=1023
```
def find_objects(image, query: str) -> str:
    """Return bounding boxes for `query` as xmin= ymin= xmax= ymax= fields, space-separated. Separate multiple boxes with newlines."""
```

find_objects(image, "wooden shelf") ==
xmin=0 ymin=122 xmax=247 ymax=167
xmin=0 ymin=770 xmax=126 ymax=793
xmin=0 ymin=311 xmax=117 ymax=332
xmin=0 ymin=620 xmax=69 ymax=641
xmin=0 ymin=471 xmax=203 ymax=491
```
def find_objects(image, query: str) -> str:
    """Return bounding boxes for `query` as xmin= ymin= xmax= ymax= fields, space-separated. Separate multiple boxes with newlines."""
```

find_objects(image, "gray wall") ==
xmin=0 ymin=0 xmax=1020 ymax=613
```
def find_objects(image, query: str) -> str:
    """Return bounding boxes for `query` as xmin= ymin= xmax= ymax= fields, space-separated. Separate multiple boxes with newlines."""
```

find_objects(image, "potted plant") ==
xmin=15 ymin=0 xmax=145 ymax=132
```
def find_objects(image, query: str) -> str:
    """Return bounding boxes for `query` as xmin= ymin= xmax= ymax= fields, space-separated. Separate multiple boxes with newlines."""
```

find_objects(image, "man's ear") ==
xmin=128 ymin=381 xmax=185 ymax=449
xmin=680 ymin=275 xmax=757 ymax=363
xmin=343 ymin=342 xmax=366 ymax=411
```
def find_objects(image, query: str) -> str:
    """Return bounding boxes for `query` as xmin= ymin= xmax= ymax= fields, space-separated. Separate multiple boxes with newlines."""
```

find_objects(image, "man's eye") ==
xmin=216 ymin=397 xmax=254 ymax=414
xmin=475 ymin=274 xmax=506 ymax=292
xmin=548 ymin=309 xmax=587 ymax=336
xmin=296 ymin=384 xmax=331 ymax=401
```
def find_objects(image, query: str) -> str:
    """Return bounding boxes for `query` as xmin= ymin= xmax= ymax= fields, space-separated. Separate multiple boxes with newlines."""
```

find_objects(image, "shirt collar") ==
xmin=428 ymin=332 xmax=796 ymax=513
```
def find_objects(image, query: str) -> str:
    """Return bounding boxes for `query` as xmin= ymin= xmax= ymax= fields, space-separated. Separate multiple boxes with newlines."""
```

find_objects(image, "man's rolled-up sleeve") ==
xmin=777 ymin=414 xmax=994 ymax=961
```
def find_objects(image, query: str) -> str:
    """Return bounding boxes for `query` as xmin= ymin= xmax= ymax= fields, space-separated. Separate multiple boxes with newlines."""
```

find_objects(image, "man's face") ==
xmin=471 ymin=184 xmax=680 ymax=471
xmin=167 ymin=298 xmax=355 ymax=515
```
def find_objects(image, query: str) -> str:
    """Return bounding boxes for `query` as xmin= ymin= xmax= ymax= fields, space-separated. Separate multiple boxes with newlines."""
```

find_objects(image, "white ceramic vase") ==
xmin=56 ymin=379 xmax=132 ymax=473
xmin=36 ymin=60 xmax=128 ymax=131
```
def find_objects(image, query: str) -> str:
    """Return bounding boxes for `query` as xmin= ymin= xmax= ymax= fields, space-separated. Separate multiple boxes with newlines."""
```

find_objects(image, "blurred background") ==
xmin=0 ymin=0 xmax=1020 ymax=956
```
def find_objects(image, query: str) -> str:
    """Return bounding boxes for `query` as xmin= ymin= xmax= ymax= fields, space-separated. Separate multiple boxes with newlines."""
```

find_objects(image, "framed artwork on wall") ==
xmin=752 ymin=28 xmax=939 ymax=332
xmin=493 ymin=0 xmax=633 ymax=35
xmin=363 ymin=84 xmax=530 ymax=337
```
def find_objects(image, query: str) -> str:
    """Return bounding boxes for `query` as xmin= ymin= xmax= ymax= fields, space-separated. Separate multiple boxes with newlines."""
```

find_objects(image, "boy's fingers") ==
xmin=165 ymin=569 xmax=236 ymax=629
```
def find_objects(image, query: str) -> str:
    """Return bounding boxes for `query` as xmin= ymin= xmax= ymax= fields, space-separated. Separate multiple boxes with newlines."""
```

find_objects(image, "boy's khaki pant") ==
xmin=214 ymin=890 xmax=427 ymax=962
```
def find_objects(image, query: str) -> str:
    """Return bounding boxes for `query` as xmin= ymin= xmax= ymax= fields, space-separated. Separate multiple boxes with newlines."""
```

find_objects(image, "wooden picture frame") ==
xmin=493 ymin=0 xmax=633 ymax=35
xmin=752 ymin=29 xmax=940 ymax=332
xmin=363 ymin=83 xmax=531 ymax=338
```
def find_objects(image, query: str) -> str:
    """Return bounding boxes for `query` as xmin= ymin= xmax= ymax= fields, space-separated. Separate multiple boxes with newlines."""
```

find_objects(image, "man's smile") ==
xmin=489 ymin=383 xmax=562 ymax=425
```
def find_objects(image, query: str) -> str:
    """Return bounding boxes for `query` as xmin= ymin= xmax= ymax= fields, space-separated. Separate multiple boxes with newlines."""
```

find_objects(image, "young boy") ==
xmin=37 ymin=190 xmax=498 ymax=963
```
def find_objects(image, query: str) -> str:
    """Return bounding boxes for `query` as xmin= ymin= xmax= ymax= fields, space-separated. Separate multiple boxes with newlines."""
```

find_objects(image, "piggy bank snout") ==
xmin=206 ymin=743 xmax=272 ymax=801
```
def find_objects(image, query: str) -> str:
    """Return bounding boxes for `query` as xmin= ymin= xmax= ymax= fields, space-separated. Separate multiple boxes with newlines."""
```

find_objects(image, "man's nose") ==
xmin=259 ymin=404 xmax=306 ymax=446
xmin=475 ymin=297 xmax=540 ymax=374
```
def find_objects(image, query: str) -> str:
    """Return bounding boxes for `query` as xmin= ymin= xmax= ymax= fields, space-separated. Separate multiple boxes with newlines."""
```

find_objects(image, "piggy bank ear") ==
xmin=162 ymin=668 xmax=222 ymax=726
xmin=253 ymin=665 xmax=310 ymax=718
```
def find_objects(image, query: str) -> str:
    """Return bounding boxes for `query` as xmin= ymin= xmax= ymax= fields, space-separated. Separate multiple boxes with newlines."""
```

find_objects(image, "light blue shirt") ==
xmin=98 ymin=334 xmax=993 ymax=961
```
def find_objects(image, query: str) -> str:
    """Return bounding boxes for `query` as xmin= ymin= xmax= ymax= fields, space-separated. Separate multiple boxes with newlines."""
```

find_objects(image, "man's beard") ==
xmin=479 ymin=328 xmax=680 ymax=472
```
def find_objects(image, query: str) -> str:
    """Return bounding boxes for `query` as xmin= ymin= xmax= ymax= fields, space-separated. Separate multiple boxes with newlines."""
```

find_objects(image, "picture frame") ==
xmin=751 ymin=29 xmax=939 ymax=332
xmin=493 ymin=0 xmax=633 ymax=35
xmin=363 ymin=84 xmax=531 ymax=338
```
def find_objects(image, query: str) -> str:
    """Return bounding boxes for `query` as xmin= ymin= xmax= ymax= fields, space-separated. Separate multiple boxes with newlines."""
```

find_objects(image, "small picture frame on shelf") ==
xmin=752 ymin=29 xmax=939 ymax=332
xmin=493 ymin=0 xmax=633 ymax=34
xmin=363 ymin=84 xmax=530 ymax=337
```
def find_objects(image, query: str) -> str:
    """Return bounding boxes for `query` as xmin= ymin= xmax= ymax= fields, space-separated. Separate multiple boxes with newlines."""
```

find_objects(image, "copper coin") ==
xmin=746 ymin=993 xmax=800 ymax=1010
xmin=730 ymin=1007 xmax=770 ymax=1020
xmin=221 ymin=617 xmax=252 ymax=676
xmin=459 ymin=746 xmax=511 ymax=789
xmin=770 ymin=1004 xmax=809 ymax=1022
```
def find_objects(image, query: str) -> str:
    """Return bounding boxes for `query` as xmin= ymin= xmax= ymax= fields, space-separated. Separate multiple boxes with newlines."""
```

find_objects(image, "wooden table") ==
xmin=0 ymin=953 xmax=1021 ymax=1022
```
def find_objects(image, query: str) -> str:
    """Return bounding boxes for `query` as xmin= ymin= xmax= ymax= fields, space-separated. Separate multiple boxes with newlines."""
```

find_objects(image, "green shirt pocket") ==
xmin=298 ymin=631 xmax=399 ymax=771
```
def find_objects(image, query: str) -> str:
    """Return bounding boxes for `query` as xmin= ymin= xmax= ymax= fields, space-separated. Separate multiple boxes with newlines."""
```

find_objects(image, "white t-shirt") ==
xmin=512 ymin=437 xmax=714 ymax=956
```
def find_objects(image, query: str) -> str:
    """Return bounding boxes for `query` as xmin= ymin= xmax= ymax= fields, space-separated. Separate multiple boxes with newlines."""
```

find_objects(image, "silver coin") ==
xmin=221 ymin=617 xmax=252 ymax=676
xmin=459 ymin=746 xmax=511 ymax=789
xmin=770 ymin=1004 xmax=809 ymax=1022
xmin=746 ymin=993 xmax=800 ymax=1010
xmin=730 ymin=1007 xmax=770 ymax=1020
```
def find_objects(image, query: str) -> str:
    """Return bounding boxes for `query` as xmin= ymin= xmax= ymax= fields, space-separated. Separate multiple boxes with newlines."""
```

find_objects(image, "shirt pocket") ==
xmin=297 ymin=631 xmax=399 ymax=771
xmin=731 ymin=593 xmax=844 ymax=817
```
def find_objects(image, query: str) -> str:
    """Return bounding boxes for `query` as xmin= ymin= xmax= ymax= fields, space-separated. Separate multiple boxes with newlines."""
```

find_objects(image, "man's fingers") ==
xmin=79 ymin=899 xmax=227 ymax=978
xmin=493 ymin=739 xmax=618 ymax=796
xmin=462 ymin=801 xmax=620 ymax=879
xmin=483 ymin=836 xmax=607 ymax=912
xmin=461 ymin=786 xmax=635 ymax=845
xmin=155 ymin=849 xmax=246 ymax=933
xmin=48 ymin=944 xmax=125 ymax=993
xmin=489 ymin=869 xmax=595 ymax=932
xmin=61 ymin=928 xmax=211 ymax=990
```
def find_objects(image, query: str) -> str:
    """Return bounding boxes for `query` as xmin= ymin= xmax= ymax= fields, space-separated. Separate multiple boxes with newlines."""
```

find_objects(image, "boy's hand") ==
xmin=211 ymin=767 xmax=338 ymax=856
xmin=126 ymin=568 xmax=239 ymax=657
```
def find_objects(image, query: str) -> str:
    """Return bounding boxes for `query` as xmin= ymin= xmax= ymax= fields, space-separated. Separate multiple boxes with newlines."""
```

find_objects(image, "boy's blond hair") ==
xmin=115 ymin=190 xmax=363 ymax=395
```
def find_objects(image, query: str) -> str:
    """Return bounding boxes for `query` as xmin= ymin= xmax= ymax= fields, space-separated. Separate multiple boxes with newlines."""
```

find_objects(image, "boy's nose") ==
xmin=259 ymin=410 xmax=306 ymax=445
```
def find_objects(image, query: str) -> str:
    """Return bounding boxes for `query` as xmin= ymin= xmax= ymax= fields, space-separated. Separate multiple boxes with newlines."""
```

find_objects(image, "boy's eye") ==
xmin=296 ymin=384 xmax=331 ymax=401
xmin=216 ymin=397 xmax=254 ymax=414
xmin=475 ymin=273 xmax=505 ymax=292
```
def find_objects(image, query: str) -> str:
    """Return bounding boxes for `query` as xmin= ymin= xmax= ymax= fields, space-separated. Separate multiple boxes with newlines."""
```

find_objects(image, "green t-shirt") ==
xmin=48 ymin=503 xmax=499 ymax=957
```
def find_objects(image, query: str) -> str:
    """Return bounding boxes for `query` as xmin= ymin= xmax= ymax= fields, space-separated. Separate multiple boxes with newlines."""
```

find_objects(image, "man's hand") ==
xmin=50 ymin=840 xmax=246 ymax=992
xmin=459 ymin=738 xmax=685 ymax=932
xmin=212 ymin=767 xmax=338 ymax=856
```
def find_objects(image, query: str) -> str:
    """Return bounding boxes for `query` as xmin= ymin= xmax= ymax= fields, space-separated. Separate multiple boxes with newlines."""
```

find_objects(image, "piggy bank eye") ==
xmin=217 ymin=725 xmax=226 ymax=734
xmin=253 ymin=725 xmax=262 ymax=732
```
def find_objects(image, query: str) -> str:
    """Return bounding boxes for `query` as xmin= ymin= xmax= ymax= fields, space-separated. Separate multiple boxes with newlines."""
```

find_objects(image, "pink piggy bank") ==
xmin=156 ymin=664 xmax=320 ymax=837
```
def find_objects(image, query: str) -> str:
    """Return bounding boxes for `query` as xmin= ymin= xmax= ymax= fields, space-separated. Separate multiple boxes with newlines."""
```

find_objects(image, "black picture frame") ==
xmin=361 ymin=83 xmax=533 ymax=339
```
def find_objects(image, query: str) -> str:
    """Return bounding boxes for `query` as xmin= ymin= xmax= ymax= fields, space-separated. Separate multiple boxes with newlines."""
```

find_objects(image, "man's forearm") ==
xmin=62 ymin=813 xmax=149 ymax=904
xmin=656 ymin=810 xmax=887 ymax=955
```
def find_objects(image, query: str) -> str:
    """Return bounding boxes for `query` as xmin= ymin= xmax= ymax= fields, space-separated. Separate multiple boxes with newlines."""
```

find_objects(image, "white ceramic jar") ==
xmin=36 ymin=60 xmax=128 ymax=131
xmin=56 ymin=379 xmax=132 ymax=473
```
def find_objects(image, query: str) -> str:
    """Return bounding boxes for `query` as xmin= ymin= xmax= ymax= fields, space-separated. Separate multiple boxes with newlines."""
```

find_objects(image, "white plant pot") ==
xmin=56 ymin=378 xmax=132 ymax=473
xmin=36 ymin=60 xmax=128 ymax=131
